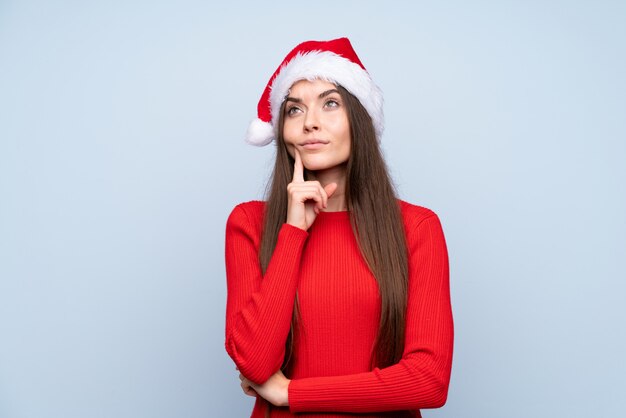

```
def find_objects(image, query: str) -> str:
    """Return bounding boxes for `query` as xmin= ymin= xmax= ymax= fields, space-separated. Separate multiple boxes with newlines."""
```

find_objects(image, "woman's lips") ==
xmin=300 ymin=140 xmax=329 ymax=150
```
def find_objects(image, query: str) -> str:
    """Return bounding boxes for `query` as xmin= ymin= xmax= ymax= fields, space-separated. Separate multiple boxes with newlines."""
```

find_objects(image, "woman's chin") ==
xmin=303 ymin=163 xmax=327 ymax=172
xmin=302 ymin=157 xmax=348 ymax=173
xmin=304 ymin=163 xmax=342 ymax=173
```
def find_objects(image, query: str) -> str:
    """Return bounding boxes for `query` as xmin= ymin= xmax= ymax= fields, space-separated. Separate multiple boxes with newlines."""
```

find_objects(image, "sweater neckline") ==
xmin=316 ymin=209 xmax=350 ymax=220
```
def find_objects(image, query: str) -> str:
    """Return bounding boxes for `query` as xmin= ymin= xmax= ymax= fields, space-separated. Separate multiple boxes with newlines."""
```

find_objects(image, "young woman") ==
xmin=225 ymin=37 xmax=453 ymax=418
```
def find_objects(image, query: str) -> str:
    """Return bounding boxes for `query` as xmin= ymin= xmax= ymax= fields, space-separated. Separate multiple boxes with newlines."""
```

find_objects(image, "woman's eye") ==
xmin=325 ymin=99 xmax=339 ymax=108
xmin=286 ymin=106 xmax=301 ymax=116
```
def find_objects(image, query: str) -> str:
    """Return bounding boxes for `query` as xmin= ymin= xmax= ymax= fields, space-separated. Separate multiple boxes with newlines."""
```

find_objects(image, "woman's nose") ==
xmin=303 ymin=109 xmax=320 ymax=132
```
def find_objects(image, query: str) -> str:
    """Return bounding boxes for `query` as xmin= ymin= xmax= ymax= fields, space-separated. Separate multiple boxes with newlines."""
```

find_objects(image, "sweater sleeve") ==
xmin=224 ymin=204 xmax=309 ymax=384
xmin=288 ymin=214 xmax=453 ymax=413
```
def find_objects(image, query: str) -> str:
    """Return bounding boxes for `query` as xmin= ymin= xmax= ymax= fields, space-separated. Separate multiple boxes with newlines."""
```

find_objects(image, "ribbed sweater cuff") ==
xmin=289 ymin=376 xmax=367 ymax=413
xmin=288 ymin=372 xmax=422 ymax=413
xmin=279 ymin=222 xmax=309 ymax=241
xmin=275 ymin=223 xmax=309 ymax=260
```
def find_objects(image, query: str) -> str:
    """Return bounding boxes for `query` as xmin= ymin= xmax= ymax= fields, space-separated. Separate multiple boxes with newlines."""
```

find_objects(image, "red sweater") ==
xmin=225 ymin=200 xmax=453 ymax=417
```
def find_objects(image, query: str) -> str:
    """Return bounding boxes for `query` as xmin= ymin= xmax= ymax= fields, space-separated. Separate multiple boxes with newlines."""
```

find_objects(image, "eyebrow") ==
xmin=319 ymin=88 xmax=340 ymax=98
xmin=285 ymin=89 xmax=340 ymax=104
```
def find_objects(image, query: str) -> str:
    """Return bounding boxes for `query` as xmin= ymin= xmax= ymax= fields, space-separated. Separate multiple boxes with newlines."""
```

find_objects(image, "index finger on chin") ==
xmin=292 ymin=147 xmax=304 ymax=183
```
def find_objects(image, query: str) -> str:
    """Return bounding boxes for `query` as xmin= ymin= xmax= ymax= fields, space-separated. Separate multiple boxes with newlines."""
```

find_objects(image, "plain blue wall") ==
xmin=1 ymin=1 xmax=624 ymax=417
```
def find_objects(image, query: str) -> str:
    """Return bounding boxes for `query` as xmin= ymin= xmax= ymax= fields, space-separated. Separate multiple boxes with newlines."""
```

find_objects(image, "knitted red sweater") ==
xmin=225 ymin=200 xmax=453 ymax=417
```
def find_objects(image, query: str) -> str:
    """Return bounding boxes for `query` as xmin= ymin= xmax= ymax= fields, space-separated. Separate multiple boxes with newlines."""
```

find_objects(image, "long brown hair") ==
xmin=259 ymin=84 xmax=408 ymax=372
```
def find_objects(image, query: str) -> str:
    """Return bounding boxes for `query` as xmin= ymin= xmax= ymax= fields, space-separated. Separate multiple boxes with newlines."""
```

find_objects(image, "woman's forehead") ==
xmin=286 ymin=79 xmax=339 ymax=97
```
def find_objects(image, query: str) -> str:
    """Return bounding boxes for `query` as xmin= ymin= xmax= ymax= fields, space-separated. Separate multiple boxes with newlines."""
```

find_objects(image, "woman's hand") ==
xmin=238 ymin=367 xmax=258 ymax=398
xmin=239 ymin=369 xmax=291 ymax=407
xmin=287 ymin=148 xmax=338 ymax=231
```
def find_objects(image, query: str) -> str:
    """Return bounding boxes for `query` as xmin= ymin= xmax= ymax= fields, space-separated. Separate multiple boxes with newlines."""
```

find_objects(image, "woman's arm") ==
xmin=224 ymin=203 xmax=308 ymax=384
xmin=227 ymin=151 xmax=336 ymax=385
xmin=286 ymin=213 xmax=453 ymax=413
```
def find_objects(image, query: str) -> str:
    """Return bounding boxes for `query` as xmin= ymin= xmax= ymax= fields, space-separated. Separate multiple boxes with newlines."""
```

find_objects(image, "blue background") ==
xmin=1 ymin=1 xmax=624 ymax=417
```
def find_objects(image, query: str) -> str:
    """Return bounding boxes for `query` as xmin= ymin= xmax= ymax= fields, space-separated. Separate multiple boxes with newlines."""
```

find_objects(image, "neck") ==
xmin=306 ymin=164 xmax=348 ymax=212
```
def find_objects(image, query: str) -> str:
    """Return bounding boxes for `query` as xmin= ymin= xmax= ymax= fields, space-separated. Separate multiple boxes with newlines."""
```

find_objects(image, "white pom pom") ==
xmin=245 ymin=118 xmax=275 ymax=146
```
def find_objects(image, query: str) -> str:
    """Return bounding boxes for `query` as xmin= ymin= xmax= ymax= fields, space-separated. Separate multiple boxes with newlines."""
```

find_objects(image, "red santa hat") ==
xmin=246 ymin=37 xmax=384 ymax=146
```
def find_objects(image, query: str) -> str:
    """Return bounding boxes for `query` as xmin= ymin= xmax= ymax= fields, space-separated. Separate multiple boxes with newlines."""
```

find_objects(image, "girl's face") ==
xmin=282 ymin=79 xmax=351 ymax=172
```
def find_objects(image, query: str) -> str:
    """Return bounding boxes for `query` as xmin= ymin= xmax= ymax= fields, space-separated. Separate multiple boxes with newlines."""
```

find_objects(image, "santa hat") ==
xmin=246 ymin=37 xmax=384 ymax=146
